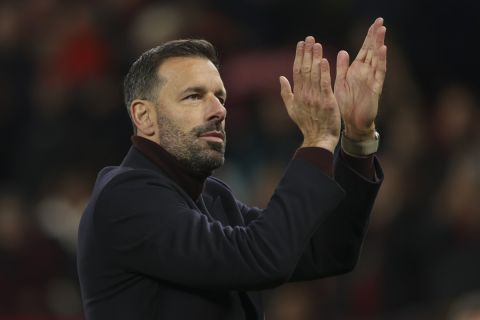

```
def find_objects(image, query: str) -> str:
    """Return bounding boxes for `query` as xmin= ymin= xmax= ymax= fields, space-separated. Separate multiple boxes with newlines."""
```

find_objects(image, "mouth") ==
xmin=199 ymin=131 xmax=225 ymax=143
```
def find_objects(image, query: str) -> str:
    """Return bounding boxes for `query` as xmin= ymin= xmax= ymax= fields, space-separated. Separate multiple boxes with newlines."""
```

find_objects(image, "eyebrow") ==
xmin=181 ymin=86 xmax=227 ymax=99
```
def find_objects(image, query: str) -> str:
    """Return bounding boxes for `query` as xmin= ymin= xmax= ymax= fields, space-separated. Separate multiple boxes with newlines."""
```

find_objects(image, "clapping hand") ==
xmin=280 ymin=36 xmax=341 ymax=153
xmin=334 ymin=17 xmax=387 ymax=141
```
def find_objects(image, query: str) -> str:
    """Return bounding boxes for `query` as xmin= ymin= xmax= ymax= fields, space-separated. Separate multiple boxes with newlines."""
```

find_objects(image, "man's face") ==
xmin=152 ymin=56 xmax=227 ymax=177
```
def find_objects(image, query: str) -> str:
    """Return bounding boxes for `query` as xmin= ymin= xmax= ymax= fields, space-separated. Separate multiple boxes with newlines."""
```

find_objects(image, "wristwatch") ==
xmin=341 ymin=130 xmax=380 ymax=157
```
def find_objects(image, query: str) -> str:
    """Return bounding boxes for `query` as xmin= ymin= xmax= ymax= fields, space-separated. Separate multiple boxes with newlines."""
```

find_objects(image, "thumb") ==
xmin=279 ymin=76 xmax=293 ymax=107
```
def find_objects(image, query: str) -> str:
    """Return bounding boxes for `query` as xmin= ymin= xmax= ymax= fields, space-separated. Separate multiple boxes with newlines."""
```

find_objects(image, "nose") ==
xmin=206 ymin=94 xmax=227 ymax=122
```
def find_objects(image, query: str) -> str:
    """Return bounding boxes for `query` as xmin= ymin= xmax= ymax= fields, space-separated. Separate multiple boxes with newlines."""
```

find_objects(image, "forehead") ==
xmin=157 ymin=56 xmax=225 ymax=94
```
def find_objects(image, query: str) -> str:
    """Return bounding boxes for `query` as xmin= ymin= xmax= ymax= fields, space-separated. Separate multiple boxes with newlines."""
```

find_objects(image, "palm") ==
xmin=334 ymin=18 xmax=387 ymax=139
xmin=336 ymin=59 xmax=381 ymax=129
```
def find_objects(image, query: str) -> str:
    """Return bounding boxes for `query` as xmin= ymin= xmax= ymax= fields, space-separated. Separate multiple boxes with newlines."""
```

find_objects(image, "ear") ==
xmin=130 ymin=99 xmax=157 ymax=137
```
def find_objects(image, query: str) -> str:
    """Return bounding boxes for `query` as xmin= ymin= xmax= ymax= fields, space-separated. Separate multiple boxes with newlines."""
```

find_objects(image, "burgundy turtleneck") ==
xmin=132 ymin=136 xmax=205 ymax=200
xmin=132 ymin=136 xmax=374 ymax=200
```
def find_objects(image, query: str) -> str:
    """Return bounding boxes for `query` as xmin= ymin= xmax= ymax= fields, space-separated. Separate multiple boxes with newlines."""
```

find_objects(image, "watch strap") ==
xmin=341 ymin=131 xmax=380 ymax=156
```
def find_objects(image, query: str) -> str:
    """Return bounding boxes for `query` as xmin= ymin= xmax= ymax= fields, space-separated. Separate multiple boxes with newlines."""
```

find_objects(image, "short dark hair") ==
xmin=123 ymin=39 xmax=219 ymax=131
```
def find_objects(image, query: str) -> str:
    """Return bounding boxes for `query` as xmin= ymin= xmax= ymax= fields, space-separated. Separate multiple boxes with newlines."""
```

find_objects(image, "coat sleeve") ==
xmin=288 ymin=155 xmax=383 ymax=281
xmin=93 ymin=159 xmax=344 ymax=291
xmin=238 ymin=155 xmax=383 ymax=282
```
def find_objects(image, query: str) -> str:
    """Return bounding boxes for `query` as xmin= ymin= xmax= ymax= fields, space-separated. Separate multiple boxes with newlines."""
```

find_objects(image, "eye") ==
xmin=185 ymin=94 xmax=201 ymax=100
xmin=217 ymin=96 xmax=226 ymax=105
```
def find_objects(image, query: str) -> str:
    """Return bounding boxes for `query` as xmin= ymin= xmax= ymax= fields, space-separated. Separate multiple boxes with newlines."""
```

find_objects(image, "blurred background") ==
xmin=0 ymin=0 xmax=479 ymax=319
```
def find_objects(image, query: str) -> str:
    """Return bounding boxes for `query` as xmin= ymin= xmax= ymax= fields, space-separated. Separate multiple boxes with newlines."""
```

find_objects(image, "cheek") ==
xmin=172 ymin=111 xmax=205 ymax=132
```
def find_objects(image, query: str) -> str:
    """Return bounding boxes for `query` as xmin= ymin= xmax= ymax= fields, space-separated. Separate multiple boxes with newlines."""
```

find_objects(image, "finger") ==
xmin=373 ymin=45 xmax=387 ymax=95
xmin=355 ymin=25 xmax=373 ymax=61
xmin=355 ymin=17 xmax=383 ymax=62
xmin=301 ymin=36 xmax=315 ymax=83
xmin=335 ymin=50 xmax=349 ymax=88
xmin=376 ymin=25 xmax=386 ymax=49
xmin=279 ymin=76 xmax=294 ymax=107
xmin=293 ymin=41 xmax=305 ymax=91
xmin=311 ymin=43 xmax=323 ymax=85
xmin=365 ymin=46 xmax=374 ymax=65
xmin=372 ymin=26 xmax=387 ymax=69
xmin=320 ymin=58 xmax=333 ymax=95
xmin=365 ymin=19 xmax=384 ymax=64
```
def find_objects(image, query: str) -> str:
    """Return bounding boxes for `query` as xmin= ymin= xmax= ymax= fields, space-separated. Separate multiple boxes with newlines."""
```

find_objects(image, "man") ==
xmin=77 ymin=18 xmax=387 ymax=319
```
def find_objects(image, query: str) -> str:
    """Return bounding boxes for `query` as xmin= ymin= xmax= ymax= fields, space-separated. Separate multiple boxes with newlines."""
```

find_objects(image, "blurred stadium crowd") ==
xmin=0 ymin=0 xmax=479 ymax=319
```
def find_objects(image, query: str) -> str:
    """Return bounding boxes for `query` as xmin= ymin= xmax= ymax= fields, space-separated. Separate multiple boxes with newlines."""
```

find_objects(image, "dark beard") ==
xmin=157 ymin=116 xmax=226 ymax=178
xmin=180 ymin=143 xmax=224 ymax=178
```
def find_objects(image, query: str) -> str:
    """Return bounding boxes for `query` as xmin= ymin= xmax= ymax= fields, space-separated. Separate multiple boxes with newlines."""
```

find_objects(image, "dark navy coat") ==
xmin=77 ymin=146 xmax=382 ymax=319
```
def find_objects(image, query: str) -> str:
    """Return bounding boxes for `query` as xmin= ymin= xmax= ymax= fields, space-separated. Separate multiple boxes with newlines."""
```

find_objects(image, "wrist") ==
xmin=301 ymin=136 xmax=338 ymax=154
xmin=341 ymin=130 xmax=380 ymax=157
xmin=343 ymin=123 xmax=376 ymax=142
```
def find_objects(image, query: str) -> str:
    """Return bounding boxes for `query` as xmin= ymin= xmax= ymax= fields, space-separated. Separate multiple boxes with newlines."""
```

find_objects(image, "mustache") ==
xmin=192 ymin=120 xmax=225 ymax=137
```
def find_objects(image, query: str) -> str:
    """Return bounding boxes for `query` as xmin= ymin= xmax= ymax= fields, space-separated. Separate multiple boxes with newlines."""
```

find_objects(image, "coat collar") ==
xmin=128 ymin=136 xmax=205 ymax=200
